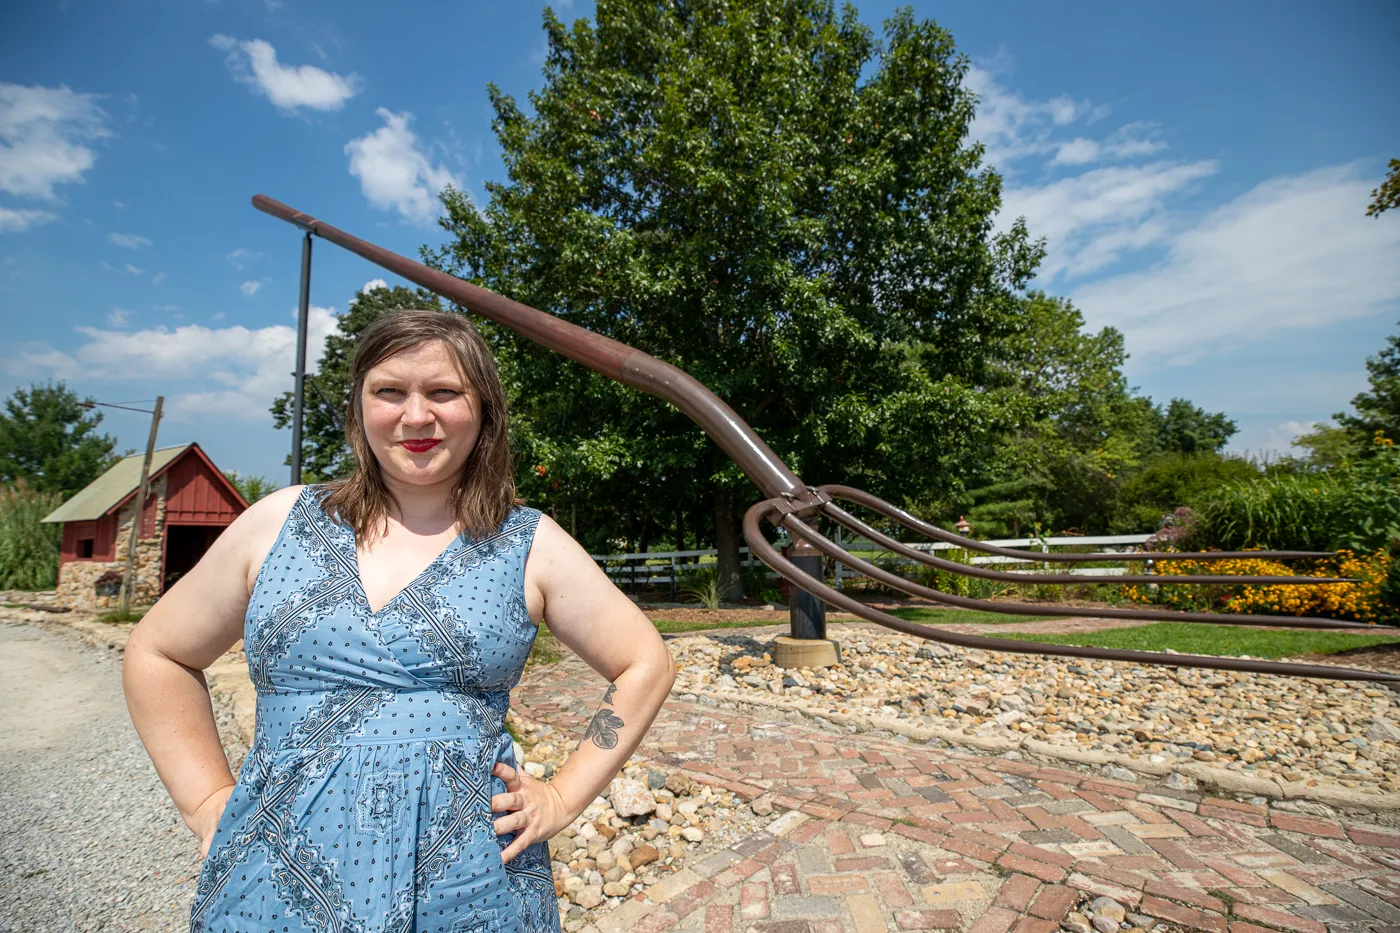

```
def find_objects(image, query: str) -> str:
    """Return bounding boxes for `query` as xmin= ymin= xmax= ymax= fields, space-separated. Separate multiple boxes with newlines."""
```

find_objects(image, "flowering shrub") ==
xmin=1144 ymin=506 xmax=1197 ymax=550
xmin=1122 ymin=549 xmax=1396 ymax=625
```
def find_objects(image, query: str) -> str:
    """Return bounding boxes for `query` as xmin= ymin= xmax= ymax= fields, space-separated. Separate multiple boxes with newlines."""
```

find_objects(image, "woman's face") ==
xmin=360 ymin=339 xmax=483 ymax=489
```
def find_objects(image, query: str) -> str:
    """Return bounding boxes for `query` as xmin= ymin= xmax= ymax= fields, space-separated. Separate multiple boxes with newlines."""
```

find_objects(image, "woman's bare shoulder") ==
xmin=233 ymin=484 xmax=312 ymax=591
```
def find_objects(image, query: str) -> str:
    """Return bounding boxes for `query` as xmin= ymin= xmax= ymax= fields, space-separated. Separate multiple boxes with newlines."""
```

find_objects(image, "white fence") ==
xmin=590 ymin=531 xmax=1153 ymax=600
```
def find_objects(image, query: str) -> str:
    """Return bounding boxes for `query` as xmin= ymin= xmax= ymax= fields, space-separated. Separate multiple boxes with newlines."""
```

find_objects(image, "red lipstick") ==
xmin=401 ymin=438 xmax=442 ymax=453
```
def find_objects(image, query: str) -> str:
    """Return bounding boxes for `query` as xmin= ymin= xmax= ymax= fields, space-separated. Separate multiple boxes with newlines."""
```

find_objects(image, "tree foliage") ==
xmin=223 ymin=471 xmax=280 ymax=504
xmin=1336 ymin=320 xmax=1400 ymax=442
xmin=1150 ymin=398 xmax=1237 ymax=456
xmin=0 ymin=381 xmax=120 ymax=496
xmin=1368 ymin=158 xmax=1400 ymax=218
xmin=1294 ymin=320 xmax=1400 ymax=466
xmin=431 ymin=0 xmax=1043 ymax=595
xmin=952 ymin=292 xmax=1238 ymax=537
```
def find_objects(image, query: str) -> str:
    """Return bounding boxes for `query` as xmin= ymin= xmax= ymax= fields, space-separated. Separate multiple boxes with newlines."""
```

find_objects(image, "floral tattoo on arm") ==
xmin=583 ymin=682 xmax=624 ymax=749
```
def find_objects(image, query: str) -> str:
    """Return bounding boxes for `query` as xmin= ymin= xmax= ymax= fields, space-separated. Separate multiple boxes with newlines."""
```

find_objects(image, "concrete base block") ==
xmin=773 ymin=636 xmax=842 ymax=669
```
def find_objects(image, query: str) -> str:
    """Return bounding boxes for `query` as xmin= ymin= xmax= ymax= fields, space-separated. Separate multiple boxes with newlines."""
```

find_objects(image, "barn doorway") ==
xmin=163 ymin=524 xmax=225 ymax=592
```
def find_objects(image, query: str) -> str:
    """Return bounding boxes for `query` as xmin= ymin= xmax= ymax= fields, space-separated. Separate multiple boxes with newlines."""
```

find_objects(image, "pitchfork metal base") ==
xmin=773 ymin=636 xmax=842 ymax=669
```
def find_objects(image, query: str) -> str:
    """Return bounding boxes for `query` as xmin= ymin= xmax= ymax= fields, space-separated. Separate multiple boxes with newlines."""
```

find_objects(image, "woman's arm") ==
xmin=121 ymin=485 xmax=301 ymax=846
xmin=524 ymin=514 xmax=678 ymax=821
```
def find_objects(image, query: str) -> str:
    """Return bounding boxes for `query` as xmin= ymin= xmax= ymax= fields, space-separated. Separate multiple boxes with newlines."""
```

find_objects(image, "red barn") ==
xmin=41 ymin=443 xmax=248 ymax=610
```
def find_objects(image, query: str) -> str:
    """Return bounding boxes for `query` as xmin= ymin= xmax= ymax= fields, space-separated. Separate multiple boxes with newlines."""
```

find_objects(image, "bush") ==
xmin=1113 ymin=453 xmax=1258 ymax=534
xmin=677 ymin=566 xmax=722 ymax=609
xmin=0 ymin=481 xmax=62 ymax=590
xmin=1123 ymin=549 xmax=1397 ymax=625
xmin=912 ymin=546 xmax=1014 ymax=601
xmin=1188 ymin=437 xmax=1399 ymax=553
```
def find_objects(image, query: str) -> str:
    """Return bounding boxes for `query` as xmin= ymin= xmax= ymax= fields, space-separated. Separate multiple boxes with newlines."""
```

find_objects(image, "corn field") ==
xmin=0 ymin=481 xmax=62 ymax=591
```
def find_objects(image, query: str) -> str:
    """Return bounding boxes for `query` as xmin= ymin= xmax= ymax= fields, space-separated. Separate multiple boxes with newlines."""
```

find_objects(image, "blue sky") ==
xmin=2 ymin=0 xmax=1398 ymax=493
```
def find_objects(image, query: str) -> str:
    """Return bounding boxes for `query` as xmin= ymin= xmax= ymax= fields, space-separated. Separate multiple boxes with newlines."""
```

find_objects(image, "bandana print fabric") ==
xmin=191 ymin=486 xmax=560 ymax=933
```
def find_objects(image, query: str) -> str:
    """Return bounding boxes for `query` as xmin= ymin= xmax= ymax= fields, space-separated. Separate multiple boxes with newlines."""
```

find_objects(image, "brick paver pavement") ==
xmin=514 ymin=652 xmax=1400 ymax=933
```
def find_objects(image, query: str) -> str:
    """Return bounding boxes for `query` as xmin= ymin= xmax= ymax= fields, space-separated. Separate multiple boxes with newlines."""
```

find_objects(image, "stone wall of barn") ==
xmin=56 ymin=476 xmax=169 ymax=611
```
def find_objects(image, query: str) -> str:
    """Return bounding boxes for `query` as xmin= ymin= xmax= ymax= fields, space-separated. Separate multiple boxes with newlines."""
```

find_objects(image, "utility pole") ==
xmin=118 ymin=395 xmax=163 ymax=613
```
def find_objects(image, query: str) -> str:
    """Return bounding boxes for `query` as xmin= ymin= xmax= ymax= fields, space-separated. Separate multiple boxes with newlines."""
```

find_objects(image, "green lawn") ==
xmin=648 ymin=607 xmax=1055 ymax=635
xmin=983 ymin=622 xmax=1400 ymax=659
xmin=885 ymin=607 xmax=1055 ymax=626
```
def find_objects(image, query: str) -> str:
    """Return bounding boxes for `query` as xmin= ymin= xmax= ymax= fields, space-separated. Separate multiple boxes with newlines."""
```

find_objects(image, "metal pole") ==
xmin=118 ymin=395 xmax=163 ymax=613
xmin=785 ymin=537 xmax=826 ymax=640
xmin=291 ymin=231 xmax=312 ymax=486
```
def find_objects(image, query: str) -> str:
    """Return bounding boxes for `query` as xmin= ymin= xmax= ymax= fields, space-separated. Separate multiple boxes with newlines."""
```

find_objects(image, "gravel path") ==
xmin=0 ymin=620 xmax=245 ymax=933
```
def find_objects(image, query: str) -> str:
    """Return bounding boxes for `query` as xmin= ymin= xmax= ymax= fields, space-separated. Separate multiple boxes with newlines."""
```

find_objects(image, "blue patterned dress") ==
xmin=192 ymin=486 xmax=562 ymax=933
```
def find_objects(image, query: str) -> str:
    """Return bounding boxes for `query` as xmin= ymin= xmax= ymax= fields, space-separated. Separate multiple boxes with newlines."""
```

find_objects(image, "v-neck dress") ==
xmin=191 ymin=485 xmax=562 ymax=933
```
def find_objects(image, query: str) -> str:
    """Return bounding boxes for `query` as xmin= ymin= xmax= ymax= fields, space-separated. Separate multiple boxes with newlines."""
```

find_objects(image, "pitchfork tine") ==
xmin=821 ymin=485 xmax=1335 ymax=562
xmin=784 ymin=510 xmax=1371 ymax=630
xmin=745 ymin=501 xmax=1400 ymax=683
xmin=822 ymin=500 xmax=1356 ymax=587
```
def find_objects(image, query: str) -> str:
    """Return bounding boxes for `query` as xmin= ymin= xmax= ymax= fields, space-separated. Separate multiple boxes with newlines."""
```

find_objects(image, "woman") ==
xmin=124 ymin=309 xmax=677 ymax=933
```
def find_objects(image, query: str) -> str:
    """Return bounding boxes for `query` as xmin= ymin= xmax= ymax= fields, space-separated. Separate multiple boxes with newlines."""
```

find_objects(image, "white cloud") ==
xmin=1003 ymin=160 xmax=1219 ymax=279
xmin=101 ymin=260 xmax=145 ymax=275
xmin=107 ymin=307 xmax=131 ymax=326
xmin=225 ymin=247 xmax=266 ymax=269
xmin=1050 ymin=138 xmax=1100 ymax=166
xmin=0 ymin=206 xmax=58 ymax=233
xmin=240 ymin=278 xmax=267 ymax=296
xmin=0 ymin=83 xmax=111 ymax=201
xmin=210 ymin=35 xmax=359 ymax=113
xmin=1072 ymin=164 xmax=1400 ymax=366
xmin=151 ymin=271 xmax=166 ymax=284
xmin=112 ymin=200 xmax=125 ymax=208
xmin=3 ymin=307 xmax=340 ymax=422
xmin=966 ymin=65 xmax=1165 ymax=177
xmin=964 ymin=65 xmax=1093 ymax=167
xmin=345 ymin=109 xmax=462 ymax=224
xmin=362 ymin=278 xmax=387 ymax=292
xmin=154 ymin=303 xmax=181 ymax=312
xmin=108 ymin=231 xmax=151 ymax=249
xmin=1275 ymin=420 xmax=1321 ymax=451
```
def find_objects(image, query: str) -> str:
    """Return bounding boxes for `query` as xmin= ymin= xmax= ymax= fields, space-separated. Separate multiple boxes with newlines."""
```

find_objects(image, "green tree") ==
xmin=1336 ymin=320 xmax=1400 ymax=442
xmin=1294 ymin=321 xmax=1400 ymax=465
xmin=1152 ymin=398 xmax=1237 ymax=455
xmin=1114 ymin=452 xmax=1259 ymax=533
xmin=0 ymin=381 xmax=120 ymax=496
xmin=271 ymin=285 xmax=441 ymax=480
xmin=1368 ymin=158 xmax=1399 ymax=218
xmin=432 ymin=0 xmax=1042 ymax=597
xmin=222 ymin=471 xmax=279 ymax=504
xmin=962 ymin=292 xmax=1156 ymax=536
xmin=1293 ymin=422 xmax=1365 ymax=469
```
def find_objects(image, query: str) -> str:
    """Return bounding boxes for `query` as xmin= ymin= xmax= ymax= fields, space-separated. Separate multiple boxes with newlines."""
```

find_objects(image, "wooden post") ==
xmin=118 ymin=395 xmax=163 ymax=613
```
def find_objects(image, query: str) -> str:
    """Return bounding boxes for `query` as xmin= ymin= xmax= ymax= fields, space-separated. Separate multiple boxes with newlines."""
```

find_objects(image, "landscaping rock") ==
xmin=608 ymin=778 xmax=656 ymax=818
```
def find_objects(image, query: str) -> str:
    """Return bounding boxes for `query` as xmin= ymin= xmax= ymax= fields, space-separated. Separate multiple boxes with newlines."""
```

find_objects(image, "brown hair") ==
xmin=317 ymin=308 xmax=516 ymax=542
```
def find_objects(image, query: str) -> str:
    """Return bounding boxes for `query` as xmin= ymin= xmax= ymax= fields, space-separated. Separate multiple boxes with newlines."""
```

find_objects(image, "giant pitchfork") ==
xmin=253 ymin=195 xmax=1400 ymax=686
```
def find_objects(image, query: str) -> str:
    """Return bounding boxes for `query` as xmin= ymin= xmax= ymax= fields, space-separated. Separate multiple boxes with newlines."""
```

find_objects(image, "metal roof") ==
xmin=40 ymin=444 xmax=192 ymax=524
